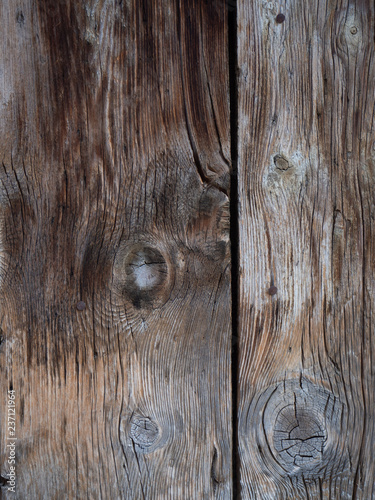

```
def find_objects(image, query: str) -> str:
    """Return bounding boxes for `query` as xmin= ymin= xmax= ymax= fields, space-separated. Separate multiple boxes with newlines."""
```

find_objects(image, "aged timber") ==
xmin=237 ymin=1 xmax=375 ymax=498
xmin=0 ymin=1 xmax=232 ymax=498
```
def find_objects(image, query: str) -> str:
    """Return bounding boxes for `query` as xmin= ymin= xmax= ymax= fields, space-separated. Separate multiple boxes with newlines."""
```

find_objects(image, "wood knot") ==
xmin=343 ymin=13 xmax=362 ymax=53
xmin=76 ymin=301 xmax=86 ymax=311
xmin=244 ymin=378 xmax=347 ymax=479
xmin=129 ymin=415 xmax=160 ymax=450
xmin=267 ymin=379 xmax=345 ymax=476
xmin=16 ymin=10 xmax=25 ymax=26
xmin=274 ymin=403 xmax=326 ymax=468
xmin=274 ymin=154 xmax=290 ymax=171
xmin=114 ymin=243 xmax=172 ymax=309
xmin=119 ymin=410 xmax=168 ymax=456
xmin=268 ymin=285 xmax=278 ymax=296
xmin=125 ymin=246 xmax=167 ymax=292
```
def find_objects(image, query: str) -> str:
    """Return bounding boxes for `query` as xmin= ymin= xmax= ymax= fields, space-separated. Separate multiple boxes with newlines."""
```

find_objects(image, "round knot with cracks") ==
xmin=244 ymin=377 xmax=347 ymax=480
xmin=274 ymin=404 xmax=326 ymax=467
xmin=130 ymin=415 xmax=160 ymax=450
xmin=119 ymin=410 xmax=167 ymax=455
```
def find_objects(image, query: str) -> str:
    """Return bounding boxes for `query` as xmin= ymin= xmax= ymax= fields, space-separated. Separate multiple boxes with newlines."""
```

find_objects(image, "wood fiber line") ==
xmin=0 ymin=1 xmax=232 ymax=498
xmin=237 ymin=1 xmax=375 ymax=498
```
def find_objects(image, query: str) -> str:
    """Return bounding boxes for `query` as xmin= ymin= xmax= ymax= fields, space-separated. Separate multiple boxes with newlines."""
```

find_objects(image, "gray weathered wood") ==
xmin=0 ymin=1 xmax=232 ymax=498
xmin=237 ymin=0 xmax=375 ymax=498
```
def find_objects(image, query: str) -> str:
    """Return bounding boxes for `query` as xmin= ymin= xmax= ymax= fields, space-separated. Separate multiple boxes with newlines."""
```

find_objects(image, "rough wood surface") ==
xmin=237 ymin=0 xmax=375 ymax=498
xmin=0 ymin=1 xmax=232 ymax=498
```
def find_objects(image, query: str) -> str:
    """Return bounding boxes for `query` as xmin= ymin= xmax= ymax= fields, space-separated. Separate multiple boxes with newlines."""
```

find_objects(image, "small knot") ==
xmin=76 ymin=301 xmax=86 ymax=311
xmin=276 ymin=13 xmax=285 ymax=24
xmin=16 ymin=10 xmax=25 ymax=26
xmin=274 ymin=154 xmax=290 ymax=171
xmin=129 ymin=415 xmax=160 ymax=451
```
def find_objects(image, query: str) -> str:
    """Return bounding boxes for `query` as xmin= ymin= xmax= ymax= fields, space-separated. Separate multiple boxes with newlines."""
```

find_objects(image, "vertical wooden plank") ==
xmin=0 ymin=1 xmax=232 ymax=498
xmin=237 ymin=0 xmax=375 ymax=498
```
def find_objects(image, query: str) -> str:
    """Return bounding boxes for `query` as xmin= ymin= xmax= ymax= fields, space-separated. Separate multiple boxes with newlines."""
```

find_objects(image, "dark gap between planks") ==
xmin=228 ymin=1 xmax=240 ymax=498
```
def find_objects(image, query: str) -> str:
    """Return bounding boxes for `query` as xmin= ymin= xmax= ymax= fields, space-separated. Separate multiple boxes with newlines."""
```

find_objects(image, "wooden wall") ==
xmin=0 ymin=0 xmax=374 ymax=498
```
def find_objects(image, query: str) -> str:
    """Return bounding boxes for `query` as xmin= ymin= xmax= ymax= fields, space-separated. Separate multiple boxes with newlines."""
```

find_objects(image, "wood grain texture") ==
xmin=237 ymin=0 xmax=375 ymax=498
xmin=0 ymin=1 xmax=232 ymax=498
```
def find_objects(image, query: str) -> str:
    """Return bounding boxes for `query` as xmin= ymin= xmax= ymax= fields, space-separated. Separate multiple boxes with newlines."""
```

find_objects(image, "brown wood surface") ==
xmin=237 ymin=0 xmax=375 ymax=498
xmin=0 ymin=1 xmax=232 ymax=498
xmin=1 ymin=0 xmax=375 ymax=498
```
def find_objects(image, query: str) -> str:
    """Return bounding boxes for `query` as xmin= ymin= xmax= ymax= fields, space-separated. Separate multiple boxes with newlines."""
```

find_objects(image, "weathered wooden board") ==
xmin=0 ymin=1 xmax=232 ymax=498
xmin=237 ymin=0 xmax=375 ymax=498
